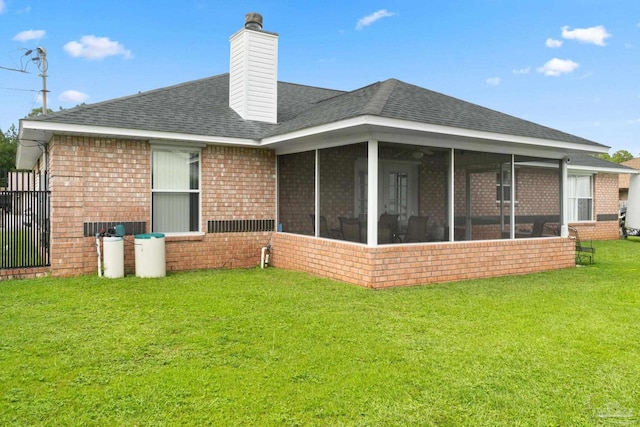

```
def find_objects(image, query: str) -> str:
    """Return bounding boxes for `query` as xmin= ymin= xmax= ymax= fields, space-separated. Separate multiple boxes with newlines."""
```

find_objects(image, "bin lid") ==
xmin=134 ymin=233 xmax=165 ymax=239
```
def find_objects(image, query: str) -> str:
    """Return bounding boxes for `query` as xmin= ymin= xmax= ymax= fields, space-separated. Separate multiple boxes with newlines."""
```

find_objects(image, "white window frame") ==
xmin=567 ymin=173 xmax=594 ymax=222
xmin=151 ymin=146 xmax=202 ymax=235
xmin=496 ymin=167 xmax=516 ymax=204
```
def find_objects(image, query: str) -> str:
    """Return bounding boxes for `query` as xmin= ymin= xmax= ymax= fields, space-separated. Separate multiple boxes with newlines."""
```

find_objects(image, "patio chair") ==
xmin=379 ymin=214 xmax=399 ymax=238
xmin=339 ymin=217 xmax=362 ymax=242
xmin=310 ymin=214 xmax=329 ymax=237
xmin=515 ymin=219 xmax=546 ymax=238
xmin=378 ymin=221 xmax=393 ymax=244
xmin=542 ymin=223 xmax=559 ymax=236
xmin=531 ymin=219 xmax=546 ymax=237
xmin=569 ymin=226 xmax=595 ymax=265
xmin=405 ymin=215 xmax=430 ymax=242
xmin=310 ymin=214 xmax=341 ymax=239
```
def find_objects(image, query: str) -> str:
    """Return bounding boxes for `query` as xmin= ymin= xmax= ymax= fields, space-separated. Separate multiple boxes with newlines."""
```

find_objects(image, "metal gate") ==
xmin=0 ymin=171 xmax=50 ymax=269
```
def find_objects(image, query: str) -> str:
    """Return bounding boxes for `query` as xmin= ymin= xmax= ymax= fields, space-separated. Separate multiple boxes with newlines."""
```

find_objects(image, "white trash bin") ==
xmin=103 ymin=236 xmax=124 ymax=278
xmin=134 ymin=233 xmax=166 ymax=278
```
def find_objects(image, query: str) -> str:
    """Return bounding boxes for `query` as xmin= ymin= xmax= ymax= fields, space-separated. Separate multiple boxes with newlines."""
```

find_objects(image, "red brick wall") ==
xmin=6 ymin=135 xmax=617 ymax=283
xmin=272 ymin=233 xmax=576 ymax=288
xmin=420 ymin=156 xmax=448 ymax=224
xmin=47 ymin=136 xmax=276 ymax=277
xmin=0 ymin=267 xmax=50 ymax=281
xmin=278 ymin=151 xmax=315 ymax=234
xmin=319 ymin=144 xmax=367 ymax=230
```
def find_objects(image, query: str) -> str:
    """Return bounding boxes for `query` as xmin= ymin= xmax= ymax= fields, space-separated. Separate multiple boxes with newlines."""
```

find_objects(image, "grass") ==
xmin=1 ymin=239 xmax=640 ymax=426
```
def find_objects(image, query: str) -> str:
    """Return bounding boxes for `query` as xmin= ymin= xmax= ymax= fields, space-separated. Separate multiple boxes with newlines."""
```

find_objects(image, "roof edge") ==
xmin=261 ymin=114 xmax=610 ymax=154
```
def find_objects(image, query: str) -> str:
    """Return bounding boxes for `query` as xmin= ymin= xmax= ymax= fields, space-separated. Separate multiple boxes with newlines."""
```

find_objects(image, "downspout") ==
xmin=42 ymin=143 xmax=48 ymax=189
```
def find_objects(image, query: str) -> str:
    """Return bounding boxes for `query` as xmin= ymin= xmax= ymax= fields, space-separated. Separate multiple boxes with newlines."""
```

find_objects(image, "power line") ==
xmin=0 ymin=87 xmax=39 ymax=92
xmin=0 ymin=65 xmax=29 ymax=73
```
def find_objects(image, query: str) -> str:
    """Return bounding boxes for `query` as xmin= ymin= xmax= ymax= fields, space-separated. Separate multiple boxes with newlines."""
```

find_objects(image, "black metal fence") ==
xmin=0 ymin=171 xmax=50 ymax=269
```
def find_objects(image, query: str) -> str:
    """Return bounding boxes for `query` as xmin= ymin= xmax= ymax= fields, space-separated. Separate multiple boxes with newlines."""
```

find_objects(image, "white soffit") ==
xmin=261 ymin=115 xmax=609 ymax=155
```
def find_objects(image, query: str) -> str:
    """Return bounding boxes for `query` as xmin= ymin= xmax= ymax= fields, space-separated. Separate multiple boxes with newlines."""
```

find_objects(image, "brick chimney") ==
xmin=229 ymin=13 xmax=279 ymax=123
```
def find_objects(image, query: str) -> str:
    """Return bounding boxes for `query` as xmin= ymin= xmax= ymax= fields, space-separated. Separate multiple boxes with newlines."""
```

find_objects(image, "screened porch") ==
xmin=277 ymin=141 xmax=564 ymax=245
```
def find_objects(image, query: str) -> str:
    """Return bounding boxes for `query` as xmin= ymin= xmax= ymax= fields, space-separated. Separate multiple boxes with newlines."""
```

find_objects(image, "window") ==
xmin=152 ymin=148 xmax=200 ymax=233
xmin=568 ymin=174 xmax=593 ymax=222
xmin=496 ymin=168 xmax=513 ymax=202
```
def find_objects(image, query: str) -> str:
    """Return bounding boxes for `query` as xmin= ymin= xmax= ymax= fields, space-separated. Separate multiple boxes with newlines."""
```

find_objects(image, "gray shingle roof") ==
xmin=28 ymin=73 xmax=605 ymax=148
xmin=262 ymin=79 xmax=602 ymax=147
xmin=31 ymin=74 xmax=344 ymax=140
xmin=570 ymin=154 xmax=637 ymax=171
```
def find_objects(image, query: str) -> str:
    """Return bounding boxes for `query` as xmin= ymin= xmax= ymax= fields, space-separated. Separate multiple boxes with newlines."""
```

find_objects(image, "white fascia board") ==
xmin=260 ymin=115 xmax=609 ymax=154
xmin=20 ymin=120 xmax=260 ymax=146
xmin=261 ymin=116 xmax=369 ymax=145
xmin=568 ymin=164 xmax=640 ymax=174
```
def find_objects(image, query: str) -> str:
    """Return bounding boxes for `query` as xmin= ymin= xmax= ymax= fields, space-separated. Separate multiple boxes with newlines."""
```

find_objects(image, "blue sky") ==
xmin=1 ymin=0 xmax=638 ymax=155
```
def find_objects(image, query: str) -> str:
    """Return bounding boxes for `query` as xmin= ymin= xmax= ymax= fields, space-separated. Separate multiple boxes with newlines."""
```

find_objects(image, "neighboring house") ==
xmin=619 ymin=158 xmax=640 ymax=208
xmin=12 ymin=13 xmax=630 ymax=287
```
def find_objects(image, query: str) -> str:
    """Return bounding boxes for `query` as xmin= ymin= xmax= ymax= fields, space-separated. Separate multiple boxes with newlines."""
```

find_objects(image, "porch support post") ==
xmin=465 ymin=170 xmax=472 ymax=240
xmin=560 ymin=157 xmax=569 ymax=237
xmin=448 ymin=148 xmax=455 ymax=241
xmin=367 ymin=140 xmax=379 ymax=246
xmin=314 ymin=149 xmax=320 ymax=237
xmin=509 ymin=154 xmax=516 ymax=239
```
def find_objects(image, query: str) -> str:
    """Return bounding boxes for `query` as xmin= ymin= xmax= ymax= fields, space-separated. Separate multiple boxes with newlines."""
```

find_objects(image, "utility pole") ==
xmin=35 ymin=47 xmax=48 ymax=115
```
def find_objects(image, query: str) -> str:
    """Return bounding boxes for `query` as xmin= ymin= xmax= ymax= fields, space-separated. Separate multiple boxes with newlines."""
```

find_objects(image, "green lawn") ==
xmin=1 ymin=239 xmax=639 ymax=426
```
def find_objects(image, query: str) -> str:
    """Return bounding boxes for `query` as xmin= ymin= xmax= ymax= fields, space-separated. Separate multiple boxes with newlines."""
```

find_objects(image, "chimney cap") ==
xmin=245 ymin=12 xmax=263 ymax=30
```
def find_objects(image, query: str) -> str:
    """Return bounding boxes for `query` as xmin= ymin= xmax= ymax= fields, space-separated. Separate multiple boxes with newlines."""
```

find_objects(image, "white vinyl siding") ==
xmin=229 ymin=28 xmax=278 ymax=123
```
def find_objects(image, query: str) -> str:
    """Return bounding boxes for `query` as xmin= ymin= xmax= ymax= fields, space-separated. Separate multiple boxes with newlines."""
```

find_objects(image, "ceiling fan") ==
xmin=393 ymin=146 xmax=434 ymax=160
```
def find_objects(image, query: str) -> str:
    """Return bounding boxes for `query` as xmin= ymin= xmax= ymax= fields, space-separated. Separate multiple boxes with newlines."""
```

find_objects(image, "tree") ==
xmin=596 ymin=150 xmax=634 ymax=164
xmin=0 ymin=124 xmax=18 ymax=172
xmin=27 ymin=107 xmax=54 ymax=118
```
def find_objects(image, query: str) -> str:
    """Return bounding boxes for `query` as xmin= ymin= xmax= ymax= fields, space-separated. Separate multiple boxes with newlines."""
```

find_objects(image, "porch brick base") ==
xmin=271 ymin=233 xmax=576 ymax=288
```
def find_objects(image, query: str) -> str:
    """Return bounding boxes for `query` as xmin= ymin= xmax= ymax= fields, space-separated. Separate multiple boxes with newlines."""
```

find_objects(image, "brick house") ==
xmin=14 ymin=13 xmax=631 ymax=287
xmin=619 ymin=158 xmax=640 ymax=207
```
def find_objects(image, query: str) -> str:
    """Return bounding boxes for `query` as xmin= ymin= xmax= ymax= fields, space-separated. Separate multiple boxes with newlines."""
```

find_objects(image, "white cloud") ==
xmin=486 ymin=77 xmax=501 ymax=86
xmin=628 ymin=118 xmax=640 ymax=125
xmin=59 ymin=90 xmax=89 ymax=103
xmin=546 ymin=38 xmax=563 ymax=48
xmin=12 ymin=29 xmax=46 ymax=42
xmin=64 ymin=35 xmax=133 ymax=60
xmin=512 ymin=67 xmax=531 ymax=74
xmin=0 ymin=0 xmax=6 ymax=14
xmin=356 ymin=9 xmax=395 ymax=30
xmin=537 ymin=58 xmax=579 ymax=76
xmin=561 ymin=25 xmax=611 ymax=46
